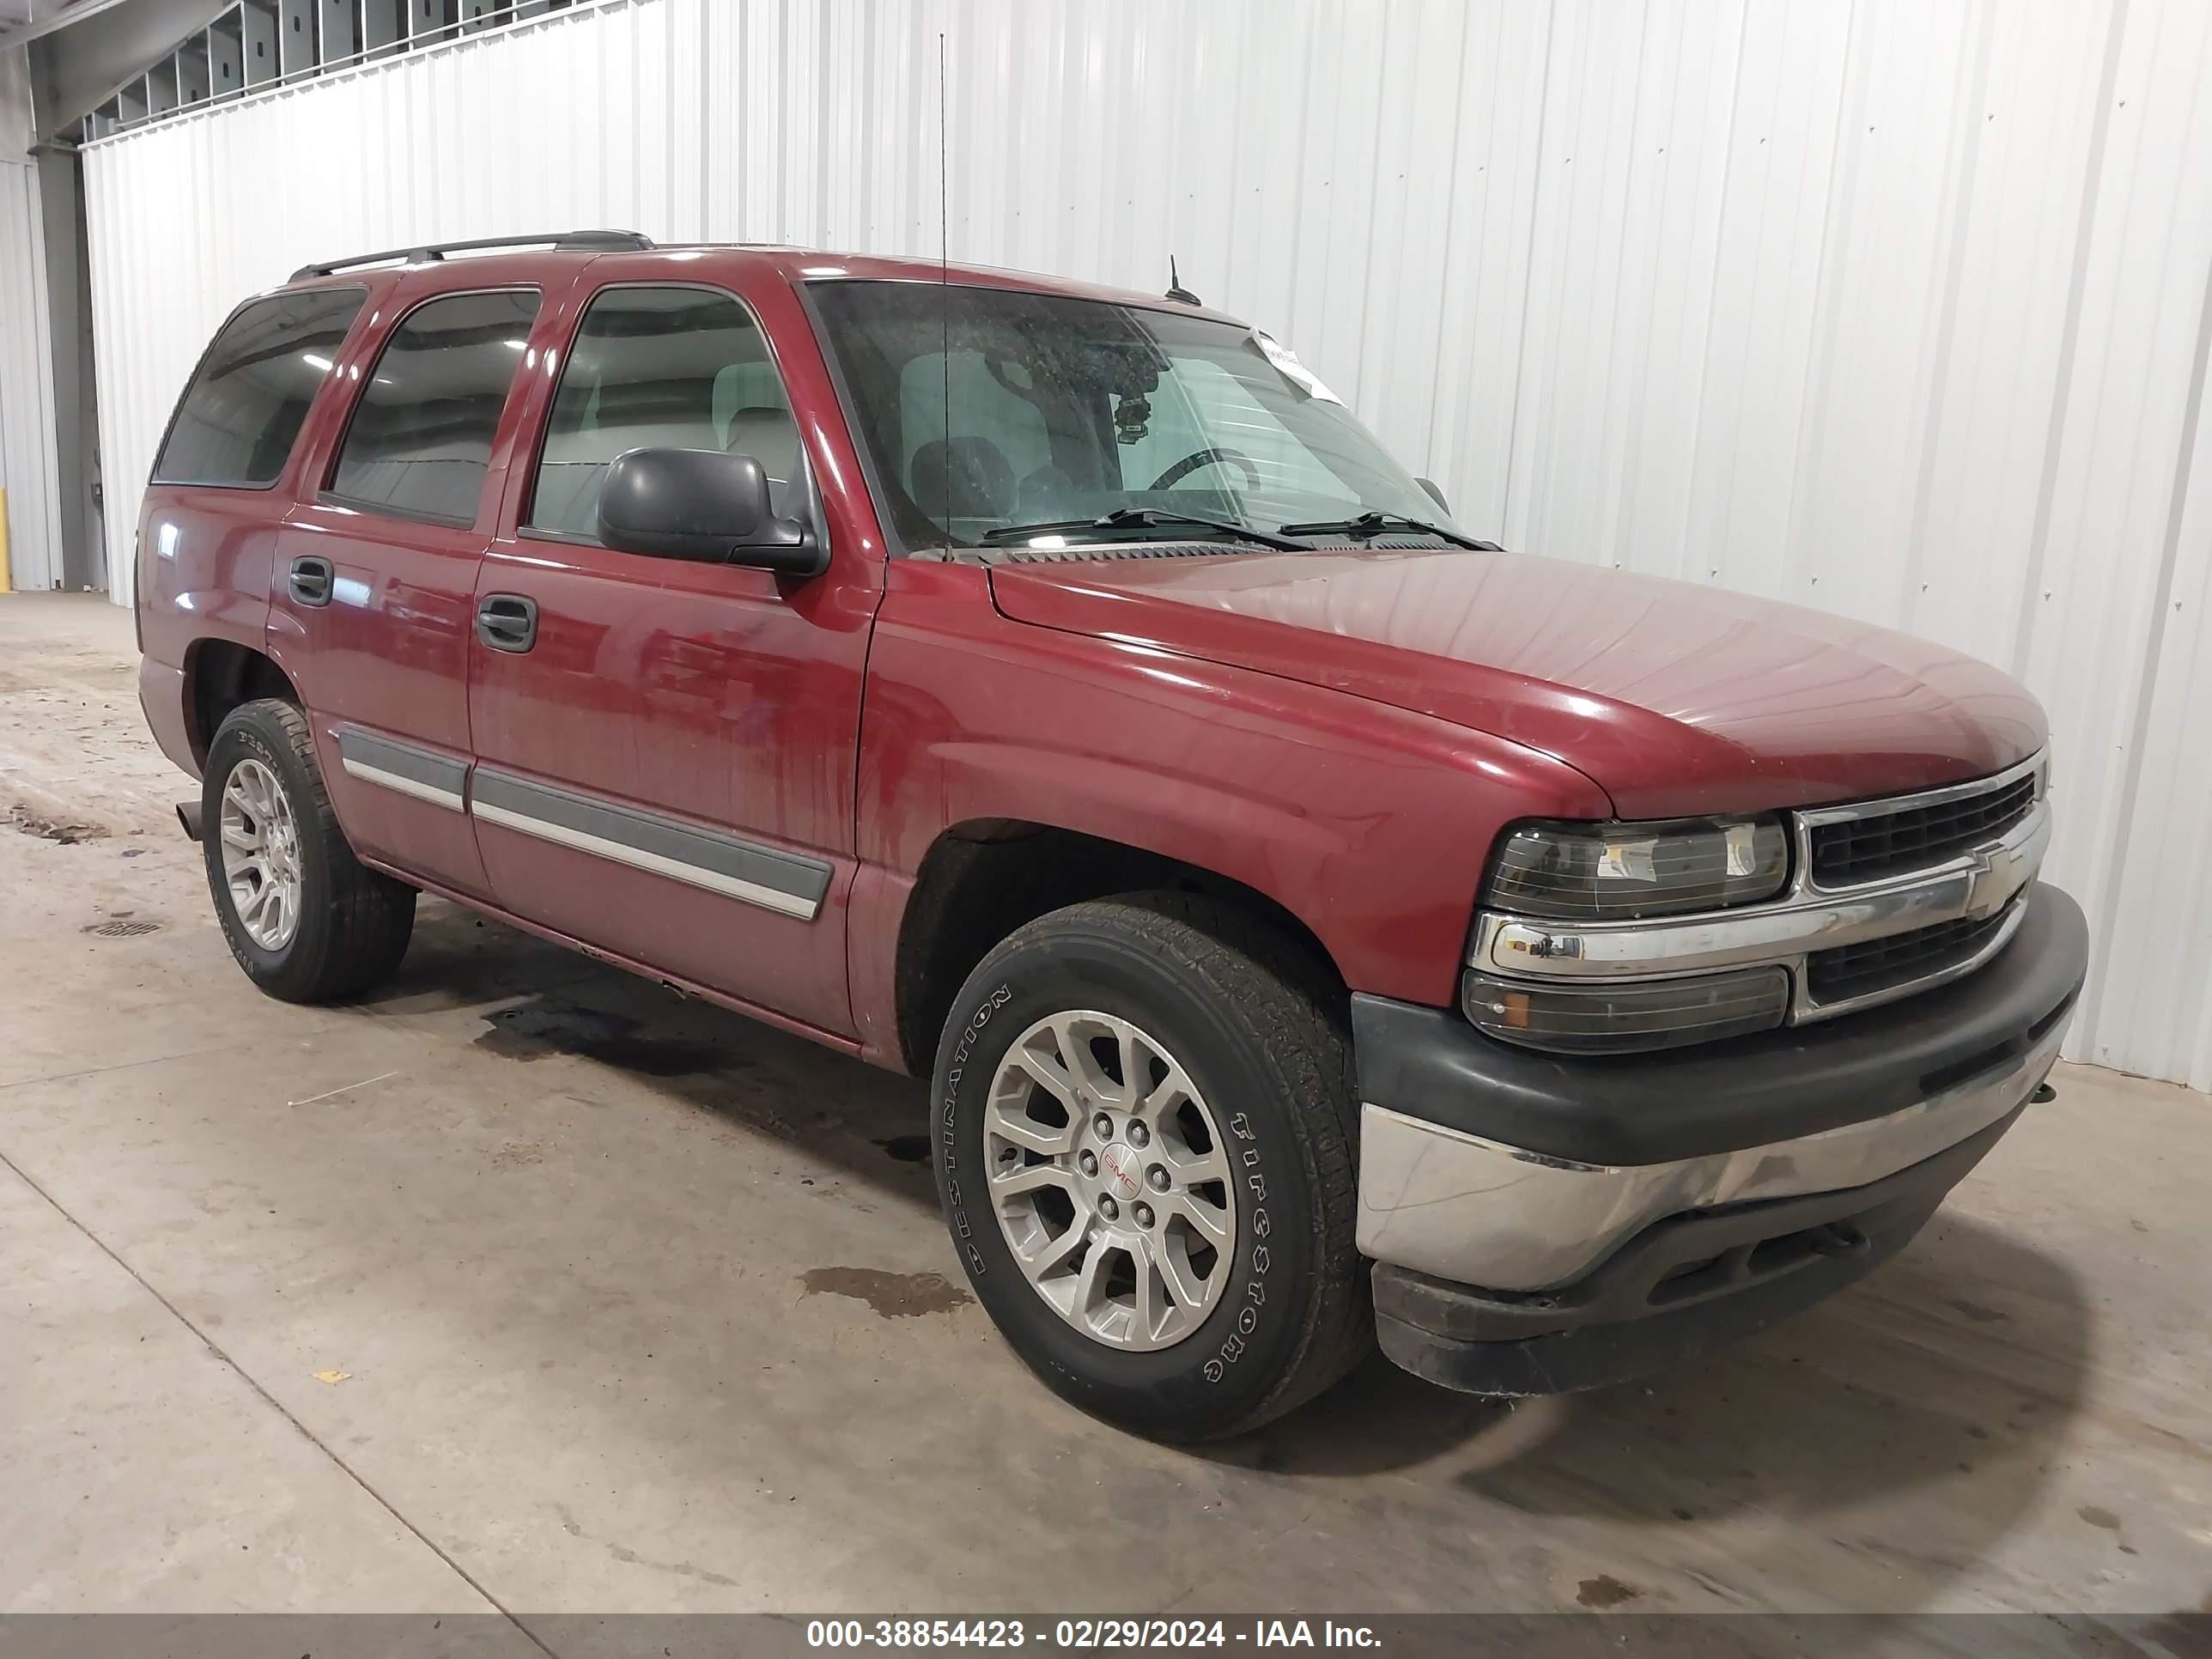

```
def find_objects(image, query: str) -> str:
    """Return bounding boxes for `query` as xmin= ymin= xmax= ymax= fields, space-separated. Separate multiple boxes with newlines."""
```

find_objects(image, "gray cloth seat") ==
xmin=530 ymin=460 xmax=611 ymax=535
xmin=726 ymin=404 xmax=802 ymax=515
xmin=527 ymin=404 xmax=806 ymax=538
xmin=911 ymin=435 xmax=1016 ymax=525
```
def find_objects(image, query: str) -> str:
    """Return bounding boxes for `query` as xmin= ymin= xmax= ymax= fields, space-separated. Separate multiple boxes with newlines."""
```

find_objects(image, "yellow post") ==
xmin=0 ymin=488 xmax=12 ymax=593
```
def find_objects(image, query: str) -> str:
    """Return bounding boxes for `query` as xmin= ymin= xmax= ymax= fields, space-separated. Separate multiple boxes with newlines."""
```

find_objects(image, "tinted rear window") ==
xmin=330 ymin=289 xmax=541 ymax=524
xmin=153 ymin=288 xmax=366 ymax=487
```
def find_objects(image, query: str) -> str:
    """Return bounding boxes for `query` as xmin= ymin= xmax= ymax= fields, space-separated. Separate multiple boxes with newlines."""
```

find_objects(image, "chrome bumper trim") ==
xmin=1354 ymin=1009 xmax=2063 ymax=1292
xmin=1470 ymin=752 xmax=2051 ymax=1024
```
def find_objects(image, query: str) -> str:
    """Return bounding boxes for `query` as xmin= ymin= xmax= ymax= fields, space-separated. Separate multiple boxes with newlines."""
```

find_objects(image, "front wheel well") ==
xmin=184 ymin=640 xmax=301 ymax=768
xmin=893 ymin=819 xmax=1347 ymax=1078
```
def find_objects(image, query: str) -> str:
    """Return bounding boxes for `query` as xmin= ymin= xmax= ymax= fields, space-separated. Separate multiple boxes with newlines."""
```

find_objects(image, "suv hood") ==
xmin=987 ymin=548 xmax=2045 ymax=818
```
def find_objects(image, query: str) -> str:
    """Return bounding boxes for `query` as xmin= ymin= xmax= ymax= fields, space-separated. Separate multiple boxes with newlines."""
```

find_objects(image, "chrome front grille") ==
xmin=1805 ymin=897 xmax=2021 ymax=1005
xmin=1468 ymin=749 xmax=2052 ymax=1033
xmin=1809 ymin=771 xmax=2039 ymax=886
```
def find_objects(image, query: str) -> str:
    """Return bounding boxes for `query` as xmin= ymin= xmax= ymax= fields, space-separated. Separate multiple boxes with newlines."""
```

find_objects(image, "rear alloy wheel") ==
xmin=217 ymin=756 xmax=304 ymax=951
xmin=934 ymin=893 xmax=1370 ymax=1441
xmin=202 ymin=698 xmax=416 ymax=1002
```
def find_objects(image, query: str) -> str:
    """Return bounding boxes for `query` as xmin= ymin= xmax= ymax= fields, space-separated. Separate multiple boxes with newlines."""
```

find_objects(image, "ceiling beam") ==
xmin=24 ymin=0 xmax=231 ymax=137
xmin=0 ymin=1 xmax=141 ymax=52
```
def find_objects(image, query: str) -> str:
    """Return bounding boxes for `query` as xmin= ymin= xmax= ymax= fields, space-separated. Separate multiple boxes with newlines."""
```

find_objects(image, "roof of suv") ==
xmin=281 ymin=231 xmax=1249 ymax=327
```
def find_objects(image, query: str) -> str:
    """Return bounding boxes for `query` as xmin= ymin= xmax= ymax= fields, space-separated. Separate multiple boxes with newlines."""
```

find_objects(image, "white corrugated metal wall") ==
xmin=78 ymin=0 xmax=2212 ymax=1090
xmin=0 ymin=46 xmax=62 ymax=593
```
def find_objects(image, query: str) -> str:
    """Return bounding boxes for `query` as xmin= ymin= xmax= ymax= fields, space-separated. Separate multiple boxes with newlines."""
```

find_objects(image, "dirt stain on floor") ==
xmin=1947 ymin=1296 xmax=2009 ymax=1324
xmin=6 ymin=803 xmax=106 ymax=845
xmin=490 ymin=1139 xmax=553 ymax=1170
xmin=550 ymin=1502 xmax=737 ymax=1587
xmin=475 ymin=999 xmax=732 ymax=1078
xmin=1575 ymin=1575 xmax=1642 ymax=1609
xmin=2077 ymin=1504 xmax=2123 ymax=1531
xmin=799 ymin=1267 xmax=971 ymax=1318
xmin=875 ymin=1134 xmax=932 ymax=1164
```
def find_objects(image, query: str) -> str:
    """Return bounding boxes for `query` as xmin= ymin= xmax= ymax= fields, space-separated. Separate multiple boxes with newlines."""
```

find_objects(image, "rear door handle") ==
xmin=289 ymin=556 xmax=334 ymax=607
xmin=477 ymin=592 xmax=538 ymax=653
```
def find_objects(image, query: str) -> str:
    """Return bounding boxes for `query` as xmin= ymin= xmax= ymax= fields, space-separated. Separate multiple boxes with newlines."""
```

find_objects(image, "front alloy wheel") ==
xmin=986 ymin=1010 xmax=1237 ymax=1351
xmin=933 ymin=893 xmax=1370 ymax=1442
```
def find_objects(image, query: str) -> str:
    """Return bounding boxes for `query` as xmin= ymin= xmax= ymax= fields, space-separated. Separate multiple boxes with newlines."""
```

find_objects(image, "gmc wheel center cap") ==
xmin=1097 ymin=1142 xmax=1143 ymax=1200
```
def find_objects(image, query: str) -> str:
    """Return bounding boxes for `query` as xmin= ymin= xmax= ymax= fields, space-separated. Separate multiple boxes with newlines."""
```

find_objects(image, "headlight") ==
xmin=1462 ymin=965 xmax=1790 ymax=1054
xmin=1486 ymin=816 xmax=1790 ymax=920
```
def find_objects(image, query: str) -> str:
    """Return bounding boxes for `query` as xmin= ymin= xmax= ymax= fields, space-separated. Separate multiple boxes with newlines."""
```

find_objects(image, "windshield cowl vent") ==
xmin=986 ymin=541 xmax=1258 ymax=565
xmin=979 ymin=534 xmax=1467 ymax=565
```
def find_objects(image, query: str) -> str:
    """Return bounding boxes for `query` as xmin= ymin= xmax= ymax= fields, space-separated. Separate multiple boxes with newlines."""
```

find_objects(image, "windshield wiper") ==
xmin=1277 ymin=512 xmax=1498 ymax=551
xmin=980 ymin=507 xmax=1306 ymax=553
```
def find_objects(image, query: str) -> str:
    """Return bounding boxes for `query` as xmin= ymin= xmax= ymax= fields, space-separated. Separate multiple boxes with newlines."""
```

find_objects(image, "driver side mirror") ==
xmin=1415 ymin=477 xmax=1451 ymax=515
xmin=597 ymin=447 xmax=825 ymax=576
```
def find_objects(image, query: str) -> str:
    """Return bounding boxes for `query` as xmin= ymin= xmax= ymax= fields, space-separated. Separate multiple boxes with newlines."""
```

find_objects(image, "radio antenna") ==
xmin=937 ymin=30 xmax=951 ymax=544
xmin=1166 ymin=255 xmax=1203 ymax=307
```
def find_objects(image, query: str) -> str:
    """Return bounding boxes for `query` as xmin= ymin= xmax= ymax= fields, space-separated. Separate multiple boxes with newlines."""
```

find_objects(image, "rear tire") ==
xmin=933 ymin=893 xmax=1370 ymax=1441
xmin=202 ymin=698 xmax=415 ymax=1002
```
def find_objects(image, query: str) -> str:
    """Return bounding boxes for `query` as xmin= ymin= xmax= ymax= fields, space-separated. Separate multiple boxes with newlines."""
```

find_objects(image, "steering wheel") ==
xmin=1149 ymin=446 xmax=1261 ymax=492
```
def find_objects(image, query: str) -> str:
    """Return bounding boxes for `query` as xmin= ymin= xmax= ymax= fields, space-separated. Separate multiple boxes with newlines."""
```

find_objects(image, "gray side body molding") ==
xmin=337 ymin=727 xmax=468 ymax=811
xmin=469 ymin=769 xmax=831 ymax=921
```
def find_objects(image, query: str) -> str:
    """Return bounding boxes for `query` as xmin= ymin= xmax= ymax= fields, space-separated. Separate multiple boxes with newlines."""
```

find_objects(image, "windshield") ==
xmin=805 ymin=280 xmax=1455 ymax=551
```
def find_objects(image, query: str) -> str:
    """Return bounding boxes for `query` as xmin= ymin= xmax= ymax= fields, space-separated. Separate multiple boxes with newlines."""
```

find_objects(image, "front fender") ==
xmin=853 ymin=562 xmax=1609 ymax=1016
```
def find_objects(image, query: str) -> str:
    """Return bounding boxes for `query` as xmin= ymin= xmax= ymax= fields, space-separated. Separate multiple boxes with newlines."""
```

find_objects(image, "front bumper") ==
xmin=1352 ymin=882 xmax=2087 ymax=1393
xmin=1372 ymin=1104 xmax=2021 ymax=1395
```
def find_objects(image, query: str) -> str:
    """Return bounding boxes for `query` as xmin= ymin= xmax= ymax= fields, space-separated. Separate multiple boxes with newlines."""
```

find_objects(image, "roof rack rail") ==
xmin=290 ymin=229 xmax=654 ymax=283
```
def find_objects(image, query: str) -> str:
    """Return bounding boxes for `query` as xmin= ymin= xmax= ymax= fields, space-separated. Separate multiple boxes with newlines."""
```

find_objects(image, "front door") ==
xmin=465 ymin=274 xmax=879 ymax=1037
xmin=269 ymin=282 xmax=549 ymax=900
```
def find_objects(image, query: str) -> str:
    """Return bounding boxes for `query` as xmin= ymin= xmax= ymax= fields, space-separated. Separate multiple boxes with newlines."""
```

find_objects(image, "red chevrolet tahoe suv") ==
xmin=134 ymin=230 xmax=2087 ymax=1441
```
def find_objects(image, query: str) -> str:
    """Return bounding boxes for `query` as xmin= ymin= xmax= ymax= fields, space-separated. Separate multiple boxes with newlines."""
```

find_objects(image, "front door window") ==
xmin=526 ymin=285 xmax=802 ymax=539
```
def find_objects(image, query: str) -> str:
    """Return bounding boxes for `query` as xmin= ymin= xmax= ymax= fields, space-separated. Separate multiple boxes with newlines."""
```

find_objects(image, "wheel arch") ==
xmin=892 ymin=817 xmax=1349 ymax=1079
xmin=183 ymin=639 xmax=302 ymax=769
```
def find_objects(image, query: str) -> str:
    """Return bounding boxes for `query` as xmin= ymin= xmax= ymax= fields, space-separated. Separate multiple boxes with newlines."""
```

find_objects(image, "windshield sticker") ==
xmin=1253 ymin=331 xmax=1342 ymax=404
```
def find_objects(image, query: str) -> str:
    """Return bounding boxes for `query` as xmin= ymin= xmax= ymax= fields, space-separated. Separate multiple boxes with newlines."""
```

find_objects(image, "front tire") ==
xmin=202 ymin=698 xmax=416 ymax=1002
xmin=933 ymin=893 xmax=1369 ymax=1441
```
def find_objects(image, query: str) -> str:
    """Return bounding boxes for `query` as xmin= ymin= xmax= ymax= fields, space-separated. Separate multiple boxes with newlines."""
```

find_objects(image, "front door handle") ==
xmin=477 ymin=592 xmax=539 ymax=653
xmin=289 ymin=556 xmax=334 ymax=607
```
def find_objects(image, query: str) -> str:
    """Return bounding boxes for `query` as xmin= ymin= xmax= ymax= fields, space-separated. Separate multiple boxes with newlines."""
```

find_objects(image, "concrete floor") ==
xmin=1 ymin=590 xmax=2207 ymax=1620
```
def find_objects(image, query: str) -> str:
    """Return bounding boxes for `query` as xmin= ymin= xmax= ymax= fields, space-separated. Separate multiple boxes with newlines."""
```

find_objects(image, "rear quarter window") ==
xmin=153 ymin=287 xmax=367 ymax=487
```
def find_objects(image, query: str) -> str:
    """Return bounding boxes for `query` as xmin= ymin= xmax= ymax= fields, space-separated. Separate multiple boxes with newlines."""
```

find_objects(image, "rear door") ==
xmin=268 ymin=278 xmax=555 ymax=899
xmin=465 ymin=269 xmax=880 ymax=1036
